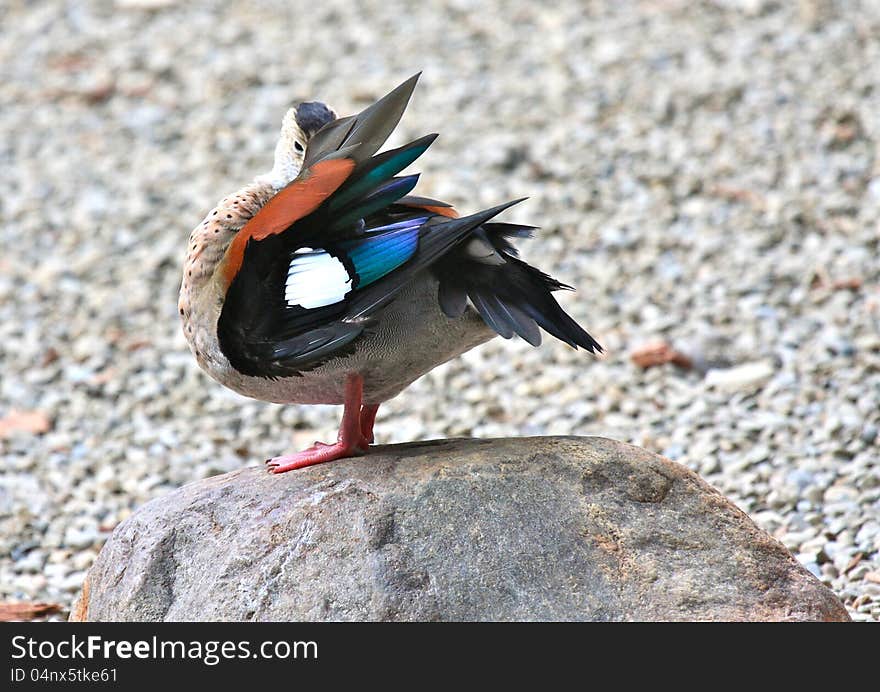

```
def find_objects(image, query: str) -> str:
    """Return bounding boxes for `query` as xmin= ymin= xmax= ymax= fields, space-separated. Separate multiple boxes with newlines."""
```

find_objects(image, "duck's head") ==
xmin=257 ymin=101 xmax=337 ymax=190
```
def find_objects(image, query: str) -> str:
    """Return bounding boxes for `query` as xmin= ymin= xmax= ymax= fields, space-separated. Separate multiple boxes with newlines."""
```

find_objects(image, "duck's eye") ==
xmin=294 ymin=141 xmax=304 ymax=152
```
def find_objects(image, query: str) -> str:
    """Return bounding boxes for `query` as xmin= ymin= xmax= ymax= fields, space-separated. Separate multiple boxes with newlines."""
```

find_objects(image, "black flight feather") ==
xmin=433 ymin=225 xmax=602 ymax=353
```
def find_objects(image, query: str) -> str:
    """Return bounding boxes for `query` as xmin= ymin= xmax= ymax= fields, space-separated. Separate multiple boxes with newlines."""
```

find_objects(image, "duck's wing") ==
xmin=217 ymin=75 xmax=600 ymax=379
xmin=219 ymin=195 xmax=520 ymax=377
xmin=216 ymin=75 xmax=522 ymax=377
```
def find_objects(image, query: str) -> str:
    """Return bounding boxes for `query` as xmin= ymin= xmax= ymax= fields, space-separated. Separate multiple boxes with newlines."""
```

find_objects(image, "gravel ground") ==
xmin=1 ymin=0 xmax=878 ymax=621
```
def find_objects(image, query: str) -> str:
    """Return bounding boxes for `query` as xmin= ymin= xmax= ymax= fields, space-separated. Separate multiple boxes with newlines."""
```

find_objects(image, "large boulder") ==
xmin=71 ymin=437 xmax=849 ymax=621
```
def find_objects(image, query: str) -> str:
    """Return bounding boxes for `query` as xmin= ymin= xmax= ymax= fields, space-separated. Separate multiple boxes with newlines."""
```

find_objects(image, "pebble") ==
xmin=705 ymin=362 xmax=776 ymax=393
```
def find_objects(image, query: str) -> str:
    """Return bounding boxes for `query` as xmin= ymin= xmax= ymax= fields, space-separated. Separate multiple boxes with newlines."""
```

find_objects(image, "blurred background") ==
xmin=0 ymin=0 xmax=878 ymax=621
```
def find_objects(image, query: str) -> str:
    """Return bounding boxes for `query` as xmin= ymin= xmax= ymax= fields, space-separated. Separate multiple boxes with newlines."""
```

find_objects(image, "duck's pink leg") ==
xmin=359 ymin=404 xmax=380 ymax=445
xmin=267 ymin=374 xmax=369 ymax=474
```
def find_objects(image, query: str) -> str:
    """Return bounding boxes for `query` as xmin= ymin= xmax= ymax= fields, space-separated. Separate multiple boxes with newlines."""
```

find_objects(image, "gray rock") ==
xmin=71 ymin=438 xmax=849 ymax=622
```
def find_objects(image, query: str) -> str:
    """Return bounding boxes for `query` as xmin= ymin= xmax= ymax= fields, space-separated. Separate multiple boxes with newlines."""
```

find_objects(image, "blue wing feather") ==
xmin=327 ymin=135 xmax=436 ymax=212
xmin=340 ymin=218 xmax=425 ymax=287
xmin=328 ymin=174 xmax=421 ymax=232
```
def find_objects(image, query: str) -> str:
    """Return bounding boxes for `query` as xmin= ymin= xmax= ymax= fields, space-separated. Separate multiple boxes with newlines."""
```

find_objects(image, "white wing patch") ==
xmin=285 ymin=247 xmax=353 ymax=309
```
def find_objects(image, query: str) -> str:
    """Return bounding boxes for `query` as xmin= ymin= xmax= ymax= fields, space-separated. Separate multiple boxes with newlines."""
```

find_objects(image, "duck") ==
xmin=179 ymin=74 xmax=601 ymax=474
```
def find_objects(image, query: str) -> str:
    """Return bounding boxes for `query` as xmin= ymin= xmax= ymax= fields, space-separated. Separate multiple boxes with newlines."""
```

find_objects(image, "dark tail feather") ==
xmin=479 ymin=222 xmax=537 ymax=257
xmin=438 ymin=280 xmax=468 ymax=318
xmin=512 ymin=269 xmax=602 ymax=352
xmin=492 ymin=298 xmax=543 ymax=347
xmin=434 ymin=224 xmax=602 ymax=353
xmin=470 ymin=293 xmax=515 ymax=339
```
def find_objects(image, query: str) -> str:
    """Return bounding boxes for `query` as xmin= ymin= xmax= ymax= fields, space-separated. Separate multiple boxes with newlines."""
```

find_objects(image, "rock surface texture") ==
xmin=72 ymin=437 xmax=849 ymax=622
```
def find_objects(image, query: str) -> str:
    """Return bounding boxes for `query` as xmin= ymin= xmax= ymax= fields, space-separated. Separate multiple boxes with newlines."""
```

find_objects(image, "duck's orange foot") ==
xmin=267 ymin=373 xmax=379 ymax=474
xmin=266 ymin=439 xmax=367 ymax=474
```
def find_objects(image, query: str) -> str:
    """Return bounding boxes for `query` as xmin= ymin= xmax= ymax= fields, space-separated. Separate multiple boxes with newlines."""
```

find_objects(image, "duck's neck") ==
xmin=255 ymin=132 xmax=303 ymax=190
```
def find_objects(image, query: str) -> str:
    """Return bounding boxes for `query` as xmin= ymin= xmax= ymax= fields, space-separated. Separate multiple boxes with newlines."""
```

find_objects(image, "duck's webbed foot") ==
xmin=266 ymin=374 xmax=379 ymax=474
